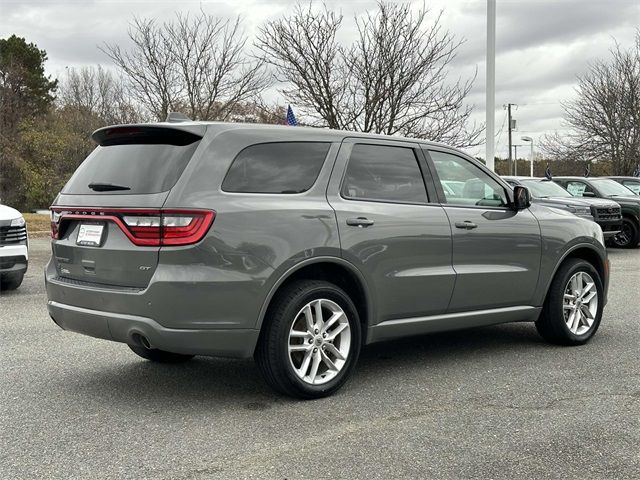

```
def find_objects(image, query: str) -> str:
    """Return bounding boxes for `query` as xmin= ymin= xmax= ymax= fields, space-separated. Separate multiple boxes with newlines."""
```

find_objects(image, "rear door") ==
xmin=425 ymin=148 xmax=542 ymax=311
xmin=51 ymin=126 xmax=204 ymax=288
xmin=327 ymin=138 xmax=454 ymax=324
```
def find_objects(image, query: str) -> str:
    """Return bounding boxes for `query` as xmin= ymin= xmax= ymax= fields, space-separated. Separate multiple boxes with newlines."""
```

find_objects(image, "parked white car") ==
xmin=0 ymin=204 xmax=28 ymax=290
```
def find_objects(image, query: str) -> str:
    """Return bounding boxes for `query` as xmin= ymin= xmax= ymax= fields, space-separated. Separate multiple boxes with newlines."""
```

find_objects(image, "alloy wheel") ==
xmin=288 ymin=298 xmax=351 ymax=385
xmin=563 ymin=271 xmax=598 ymax=335
xmin=613 ymin=222 xmax=632 ymax=247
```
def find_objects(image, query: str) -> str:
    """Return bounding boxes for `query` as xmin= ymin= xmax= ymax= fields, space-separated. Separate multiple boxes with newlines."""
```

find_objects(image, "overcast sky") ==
xmin=1 ymin=0 xmax=639 ymax=157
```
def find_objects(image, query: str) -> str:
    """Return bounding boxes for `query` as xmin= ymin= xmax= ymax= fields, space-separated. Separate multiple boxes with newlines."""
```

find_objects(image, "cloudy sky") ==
xmin=1 ymin=0 xmax=639 ymax=157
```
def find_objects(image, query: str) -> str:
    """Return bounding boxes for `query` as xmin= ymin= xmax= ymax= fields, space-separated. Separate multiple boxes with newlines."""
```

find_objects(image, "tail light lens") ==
xmin=50 ymin=208 xmax=215 ymax=246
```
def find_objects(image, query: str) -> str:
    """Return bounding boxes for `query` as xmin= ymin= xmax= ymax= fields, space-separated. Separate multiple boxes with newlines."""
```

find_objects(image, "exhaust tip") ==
xmin=132 ymin=332 xmax=152 ymax=350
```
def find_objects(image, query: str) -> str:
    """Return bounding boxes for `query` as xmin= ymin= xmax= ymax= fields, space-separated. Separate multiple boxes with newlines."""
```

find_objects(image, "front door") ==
xmin=425 ymin=148 xmax=542 ymax=312
xmin=327 ymin=139 xmax=455 ymax=324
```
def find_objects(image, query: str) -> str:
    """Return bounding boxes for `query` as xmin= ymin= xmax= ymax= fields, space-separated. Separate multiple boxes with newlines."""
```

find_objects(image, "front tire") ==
xmin=536 ymin=258 xmax=603 ymax=345
xmin=0 ymin=272 xmax=24 ymax=291
xmin=255 ymin=280 xmax=362 ymax=399
xmin=128 ymin=344 xmax=194 ymax=363
xmin=611 ymin=218 xmax=639 ymax=248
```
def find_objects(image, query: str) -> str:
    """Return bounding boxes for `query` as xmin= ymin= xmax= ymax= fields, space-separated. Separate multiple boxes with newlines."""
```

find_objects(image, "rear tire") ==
xmin=128 ymin=344 xmax=194 ymax=363
xmin=536 ymin=258 xmax=603 ymax=345
xmin=255 ymin=280 xmax=362 ymax=399
xmin=0 ymin=272 xmax=24 ymax=291
xmin=610 ymin=218 xmax=639 ymax=248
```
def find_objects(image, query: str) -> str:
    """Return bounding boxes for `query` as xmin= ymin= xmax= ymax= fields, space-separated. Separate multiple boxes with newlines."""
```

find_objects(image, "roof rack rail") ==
xmin=165 ymin=112 xmax=192 ymax=123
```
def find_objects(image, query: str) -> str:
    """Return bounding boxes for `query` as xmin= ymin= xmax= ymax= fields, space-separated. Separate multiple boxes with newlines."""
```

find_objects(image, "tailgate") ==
xmin=50 ymin=125 xmax=205 ymax=288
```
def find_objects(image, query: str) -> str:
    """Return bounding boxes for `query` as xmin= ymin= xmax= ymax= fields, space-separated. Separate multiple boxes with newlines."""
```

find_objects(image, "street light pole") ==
xmin=486 ymin=0 xmax=496 ymax=171
xmin=521 ymin=136 xmax=534 ymax=177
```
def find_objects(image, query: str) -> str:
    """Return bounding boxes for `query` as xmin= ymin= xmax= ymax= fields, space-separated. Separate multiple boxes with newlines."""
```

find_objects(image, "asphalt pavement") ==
xmin=1 ymin=238 xmax=639 ymax=479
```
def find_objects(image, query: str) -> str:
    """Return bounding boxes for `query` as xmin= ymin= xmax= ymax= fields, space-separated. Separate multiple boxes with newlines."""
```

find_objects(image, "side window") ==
xmin=428 ymin=150 xmax=508 ymax=207
xmin=622 ymin=181 xmax=640 ymax=195
xmin=566 ymin=181 xmax=589 ymax=197
xmin=222 ymin=142 xmax=330 ymax=193
xmin=341 ymin=144 xmax=428 ymax=204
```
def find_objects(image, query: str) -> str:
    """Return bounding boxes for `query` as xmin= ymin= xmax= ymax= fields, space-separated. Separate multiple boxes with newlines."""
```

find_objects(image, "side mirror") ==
xmin=513 ymin=185 xmax=531 ymax=210
xmin=582 ymin=191 xmax=596 ymax=197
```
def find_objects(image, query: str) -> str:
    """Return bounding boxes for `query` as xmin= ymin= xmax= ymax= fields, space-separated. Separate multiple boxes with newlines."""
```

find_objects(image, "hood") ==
xmin=532 ymin=203 xmax=590 ymax=219
xmin=531 ymin=197 xmax=596 ymax=211
xmin=605 ymin=195 xmax=640 ymax=206
xmin=0 ymin=204 xmax=22 ymax=221
xmin=567 ymin=197 xmax=620 ymax=208
xmin=533 ymin=196 xmax=593 ymax=209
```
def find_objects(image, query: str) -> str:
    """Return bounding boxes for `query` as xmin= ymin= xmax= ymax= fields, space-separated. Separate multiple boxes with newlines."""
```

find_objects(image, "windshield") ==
xmin=520 ymin=179 xmax=572 ymax=198
xmin=590 ymin=178 xmax=636 ymax=196
xmin=622 ymin=180 xmax=640 ymax=195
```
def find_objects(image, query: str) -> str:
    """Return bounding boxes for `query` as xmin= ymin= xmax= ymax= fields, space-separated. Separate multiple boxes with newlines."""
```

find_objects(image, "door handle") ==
xmin=346 ymin=217 xmax=375 ymax=227
xmin=454 ymin=221 xmax=478 ymax=230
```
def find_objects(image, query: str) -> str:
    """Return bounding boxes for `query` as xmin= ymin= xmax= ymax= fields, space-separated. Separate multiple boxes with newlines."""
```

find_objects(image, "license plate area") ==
xmin=76 ymin=223 xmax=105 ymax=247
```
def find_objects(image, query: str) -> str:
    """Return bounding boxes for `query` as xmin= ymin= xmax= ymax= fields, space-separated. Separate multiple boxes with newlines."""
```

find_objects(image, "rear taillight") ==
xmin=49 ymin=208 xmax=215 ymax=246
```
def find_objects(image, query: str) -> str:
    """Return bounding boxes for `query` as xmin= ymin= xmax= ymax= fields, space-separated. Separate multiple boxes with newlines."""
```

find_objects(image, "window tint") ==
xmin=622 ymin=180 xmax=640 ymax=195
xmin=341 ymin=144 xmax=428 ymax=203
xmin=63 ymin=141 xmax=200 ymax=195
xmin=222 ymin=142 xmax=330 ymax=193
xmin=429 ymin=150 xmax=508 ymax=207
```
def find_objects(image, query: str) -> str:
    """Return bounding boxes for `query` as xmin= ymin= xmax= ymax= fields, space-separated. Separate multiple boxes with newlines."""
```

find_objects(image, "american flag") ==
xmin=286 ymin=105 xmax=298 ymax=126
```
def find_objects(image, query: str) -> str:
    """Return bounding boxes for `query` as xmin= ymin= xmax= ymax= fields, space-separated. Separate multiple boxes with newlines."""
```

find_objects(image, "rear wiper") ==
xmin=88 ymin=182 xmax=131 ymax=192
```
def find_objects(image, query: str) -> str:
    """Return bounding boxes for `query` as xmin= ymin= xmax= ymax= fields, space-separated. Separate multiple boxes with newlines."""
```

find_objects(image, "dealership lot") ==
xmin=1 ymin=238 xmax=639 ymax=479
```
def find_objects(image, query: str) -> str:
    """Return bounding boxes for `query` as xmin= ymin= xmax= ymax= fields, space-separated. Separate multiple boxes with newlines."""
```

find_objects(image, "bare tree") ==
xmin=256 ymin=1 xmax=482 ymax=147
xmin=543 ymin=31 xmax=640 ymax=175
xmin=102 ymin=12 xmax=270 ymax=121
xmin=58 ymin=65 xmax=143 ymax=124
xmin=255 ymin=4 xmax=348 ymax=129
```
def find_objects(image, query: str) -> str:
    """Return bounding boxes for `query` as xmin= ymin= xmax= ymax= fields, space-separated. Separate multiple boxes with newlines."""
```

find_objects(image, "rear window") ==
xmin=222 ymin=142 xmax=330 ymax=194
xmin=62 ymin=141 xmax=200 ymax=195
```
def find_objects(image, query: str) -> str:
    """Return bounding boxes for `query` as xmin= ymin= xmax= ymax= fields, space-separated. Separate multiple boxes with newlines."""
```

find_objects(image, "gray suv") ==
xmin=46 ymin=121 xmax=609 ymax=398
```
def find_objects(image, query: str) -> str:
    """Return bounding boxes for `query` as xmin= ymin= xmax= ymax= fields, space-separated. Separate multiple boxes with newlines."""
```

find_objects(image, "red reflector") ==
xmin=49 ymin=208 xmax=215 ymax=246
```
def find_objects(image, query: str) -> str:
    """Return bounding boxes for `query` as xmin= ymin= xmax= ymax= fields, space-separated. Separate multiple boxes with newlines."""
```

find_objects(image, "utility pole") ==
xmin=506 ymin=103 xmax=516 ymax=175
xmin=485 ymin=0 xmax=496 ymax=171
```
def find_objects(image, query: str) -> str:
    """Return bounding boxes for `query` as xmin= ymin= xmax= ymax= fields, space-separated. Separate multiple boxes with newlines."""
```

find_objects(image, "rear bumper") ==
xmin=47 ymin=300 xmax=259 ymax=358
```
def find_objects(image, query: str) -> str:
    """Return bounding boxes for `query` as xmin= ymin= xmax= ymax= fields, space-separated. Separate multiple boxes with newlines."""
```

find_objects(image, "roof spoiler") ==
xmin=91 ymin=125 xmax=203 ymax=147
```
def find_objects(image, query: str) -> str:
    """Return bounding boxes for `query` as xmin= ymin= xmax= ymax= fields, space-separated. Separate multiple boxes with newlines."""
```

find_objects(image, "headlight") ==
xmin=10 ymin=216 xmax=25 ymax=227
xmin=567 ymin=206 xmax=591 ymax=216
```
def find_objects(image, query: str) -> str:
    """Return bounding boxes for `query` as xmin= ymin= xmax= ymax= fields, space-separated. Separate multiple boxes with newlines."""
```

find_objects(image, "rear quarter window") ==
xmin=222 ymin=142 xmax=330 ymax=194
